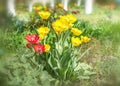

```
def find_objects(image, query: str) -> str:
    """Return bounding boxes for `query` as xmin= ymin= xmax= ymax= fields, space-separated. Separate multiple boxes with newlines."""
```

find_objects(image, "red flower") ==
xmin=34 ymin=44 xmax=45 ymax=53
xmin=25 ymin=34 xmax=40 ymax=44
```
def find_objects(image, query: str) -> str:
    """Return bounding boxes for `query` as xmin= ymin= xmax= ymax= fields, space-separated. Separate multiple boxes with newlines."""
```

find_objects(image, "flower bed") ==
xmin=23 ymin=5 xmax=94 ymax=83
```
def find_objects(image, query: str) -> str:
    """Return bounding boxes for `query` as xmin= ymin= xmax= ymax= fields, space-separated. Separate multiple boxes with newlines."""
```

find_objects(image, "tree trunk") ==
xmin=50 ymin=0 xmax=54 ymax=9
xmin=7 ymin=0 xmax=16 ymax=16
xmin=64 ymin=0 xmax=68 ymax=11
xmin=29 ymin=2 xmax=33 ymax=12
xmin=77 ymin=0 xmax=81 ymax=7
xmin=85 ymin=0 xmax=93 ymax=14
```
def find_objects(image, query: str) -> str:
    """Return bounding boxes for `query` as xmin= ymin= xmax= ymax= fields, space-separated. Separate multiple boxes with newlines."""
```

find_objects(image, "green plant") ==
xmin=1 ymin=49 xmax=54 ymax=86
xmin=24 ymin=9 xmax=94 ymax=85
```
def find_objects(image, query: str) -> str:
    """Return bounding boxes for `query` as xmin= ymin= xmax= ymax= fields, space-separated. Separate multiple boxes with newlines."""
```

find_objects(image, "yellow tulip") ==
xmin=44 ymin=44 xmax=51 ymax=52
xmin=52 ymin=14 xmax=76 ymax=35
xmin=71 ymin=28 xmax=82 ymax=36
xmin=66 ymin=14 xmax=77 ymax=24
xmin=37 ymin=27 xmax=50 ymax=34
xmin=60 ymin=15 xmax=68 ymax=21
xmin=52 ymin=20 xmax=68 ymax=34
xmin=39 ymin=34 xmax=46 ymax=40
xmin=39 ymin=11 xmax=51 ymax=19
xmin=59 ymin=14 xmax=76 ymax=28
xmin=60 ymin=15 xmax=69 ymax=24
xmin=71 ymin=37 xmax=82 ymax=46
xmin=37 ymin=27 xmax=50 ymax=39
xmin=81 ymin=36 xmax=91 ymax=43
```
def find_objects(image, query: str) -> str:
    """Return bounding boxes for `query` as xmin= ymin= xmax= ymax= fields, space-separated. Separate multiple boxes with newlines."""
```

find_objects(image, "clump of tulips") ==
xmin=25 ymin=34 xmax=50 ymax=53
xmin=24 ymin=5 xmax=94 ymax=84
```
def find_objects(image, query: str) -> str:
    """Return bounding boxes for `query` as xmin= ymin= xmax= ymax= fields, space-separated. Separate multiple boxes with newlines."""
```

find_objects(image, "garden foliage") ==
xmin=23 ymin=5 xmax=94 ymax=83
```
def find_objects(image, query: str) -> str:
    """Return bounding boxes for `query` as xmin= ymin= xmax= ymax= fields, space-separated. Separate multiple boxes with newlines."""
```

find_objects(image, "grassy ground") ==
xmin=73 ymin=5 xmax=120 ymax=86
xmin=80 ymin=22 xmax=120 ymax=86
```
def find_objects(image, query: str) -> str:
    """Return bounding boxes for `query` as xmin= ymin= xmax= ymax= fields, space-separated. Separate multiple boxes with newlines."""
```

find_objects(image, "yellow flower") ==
xmin=37 ymin=27 xmax=50 ymax=39
xmin=66 ymin=14 xmax=77 ymax=24
xmin=59 ymin=14 xmax=76 ymax=28
xmin=71 ymin=28 xmax=82 ymax=36
xmin=69 ymin=23 xmax=74 ymax=28
xmin=39 ymin=11 xmax=51 ymax=19
xmin=33 ymin=6 xmax=42 ymax=10
xmin=52 ymin=14 xmax=76 ymax=35
xmin=52 ymin=20 xmax=69 ymax=34
xmin=60 ymin=15 xmax=69 ymax=24
xmin=44 ymin=44 xmax=51 ymax=52
xmin=81 ymin=36 xmax=91 ymax=43
xmin=71 ymin=37 xmax=82 ymax=46
xmin=39 ymin=34 xmax=46 ymax=40
xmin=37 ymin=27 xmax=50 ymax=34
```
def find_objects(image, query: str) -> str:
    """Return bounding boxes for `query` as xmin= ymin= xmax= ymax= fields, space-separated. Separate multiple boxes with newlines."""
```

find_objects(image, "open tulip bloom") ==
xmin=25 ymin=12 xmax=94 ymax=82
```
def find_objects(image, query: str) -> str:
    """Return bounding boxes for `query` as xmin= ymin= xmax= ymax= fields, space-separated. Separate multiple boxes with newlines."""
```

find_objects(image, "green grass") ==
xmin=71 ymin=5 xmax=120 ymax=86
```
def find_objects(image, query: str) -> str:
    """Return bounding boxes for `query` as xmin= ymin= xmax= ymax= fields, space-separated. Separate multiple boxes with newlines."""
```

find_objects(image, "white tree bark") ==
xmin=85 ymin=0 xmax=93 ymax=14
xmin=50 ymin=0 xmax=54 ymax=9
xmin=7 ymin=0 xmax=16 ymax=16
xmin=29 ymin=2 xmax=33 ymax=12
xmin=77 ymin=0 xmax=81 ymax=7
xmin=64 ymin=0 xmax=68 ymax=11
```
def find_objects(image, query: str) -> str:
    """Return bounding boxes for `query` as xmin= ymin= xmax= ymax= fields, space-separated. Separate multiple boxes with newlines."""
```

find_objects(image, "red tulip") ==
xmin=25 ymin=34 xmax=40 ymax=44
xmin=34 ymin=44 xmax=45 ymax=53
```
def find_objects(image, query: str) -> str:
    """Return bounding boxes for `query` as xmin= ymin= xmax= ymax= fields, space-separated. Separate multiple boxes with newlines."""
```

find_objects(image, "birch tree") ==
xmin=63 ymin=0 xmax=69 ymax=11
xmin=77 ymin=0 xmax=81 ymax=7
xmin=29 ymin=1 xmax=33 ymax=12
xmin=50 ymin=0 xmax=54 ymax=9
xmin=7 ymin=0 xmax=16 ymax=16
xmin=85 ymin=0 xmax=93 ymax=14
